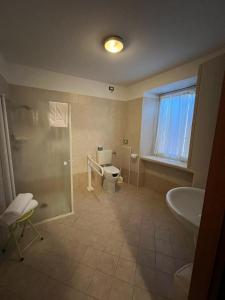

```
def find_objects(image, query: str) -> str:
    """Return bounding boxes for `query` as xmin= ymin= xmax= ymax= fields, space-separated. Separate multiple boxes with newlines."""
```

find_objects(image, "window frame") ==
xmin=153 ymin=86 xmax=196 ymax=164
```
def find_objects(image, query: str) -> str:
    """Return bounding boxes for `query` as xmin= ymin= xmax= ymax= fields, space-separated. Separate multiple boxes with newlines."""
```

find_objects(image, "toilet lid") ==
xmin=103 ymin=166 xmax=120 ymax=175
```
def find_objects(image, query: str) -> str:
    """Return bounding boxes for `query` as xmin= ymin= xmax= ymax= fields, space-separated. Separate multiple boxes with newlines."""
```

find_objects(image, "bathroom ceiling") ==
xmin=0 ymin=0 xmax=225 ymax=85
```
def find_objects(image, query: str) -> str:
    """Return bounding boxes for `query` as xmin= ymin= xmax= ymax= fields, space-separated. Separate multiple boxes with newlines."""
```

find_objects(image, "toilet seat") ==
xmin=103 ymin=165 xmax=120 ymax=176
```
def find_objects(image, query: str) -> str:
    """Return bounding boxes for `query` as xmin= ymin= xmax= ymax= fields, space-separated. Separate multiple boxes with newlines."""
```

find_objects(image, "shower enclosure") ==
xmin=7 ymin=96 xmax=73 ymax=222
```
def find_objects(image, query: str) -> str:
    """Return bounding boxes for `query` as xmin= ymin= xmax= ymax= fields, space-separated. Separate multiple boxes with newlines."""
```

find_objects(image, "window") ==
xmin=154 ymin=89 xmax=195 ymax=162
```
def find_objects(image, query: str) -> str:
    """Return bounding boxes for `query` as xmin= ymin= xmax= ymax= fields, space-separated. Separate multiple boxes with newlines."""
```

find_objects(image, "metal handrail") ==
xmin=87 ymin=155 xmax=104 ymax=176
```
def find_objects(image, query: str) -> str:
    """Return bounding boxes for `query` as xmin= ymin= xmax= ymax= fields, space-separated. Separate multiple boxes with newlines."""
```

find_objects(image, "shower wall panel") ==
xmin=8 ymin=85 xmax=73 ymax=222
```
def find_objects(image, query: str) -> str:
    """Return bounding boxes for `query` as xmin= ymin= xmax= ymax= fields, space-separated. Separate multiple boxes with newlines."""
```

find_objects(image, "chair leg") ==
xmin=10 ymin=227 xmax=24 ymax=261
xmin=20 ymin=221 xmax=27 ymax=238
xmin=28 ymin=219 xmax=43 ymax=240
xmin=2 ymin=230 xmax=13 ymax=253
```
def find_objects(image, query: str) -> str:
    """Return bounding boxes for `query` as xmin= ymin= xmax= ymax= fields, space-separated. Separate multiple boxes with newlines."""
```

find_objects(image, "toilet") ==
xmin=97 ymin=149 xmax=120 ymax=192
xmin=174 ymin=263 xmax=193 ymax=300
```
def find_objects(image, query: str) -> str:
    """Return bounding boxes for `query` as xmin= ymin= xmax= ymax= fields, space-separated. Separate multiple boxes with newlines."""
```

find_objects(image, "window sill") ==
xmin=140 ymin=155 xmax=193 ymax=173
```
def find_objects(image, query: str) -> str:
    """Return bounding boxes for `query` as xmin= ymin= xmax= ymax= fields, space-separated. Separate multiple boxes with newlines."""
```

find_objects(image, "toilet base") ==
xmin=174 ymin=263 xmax=193 ymax=300
xmin=103 ymin=178 xmax=117 ymax=193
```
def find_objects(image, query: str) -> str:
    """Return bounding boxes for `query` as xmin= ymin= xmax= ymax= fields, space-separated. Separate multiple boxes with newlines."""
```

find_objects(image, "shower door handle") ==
xmin=64 ymin=159 xmax=73 ymax=166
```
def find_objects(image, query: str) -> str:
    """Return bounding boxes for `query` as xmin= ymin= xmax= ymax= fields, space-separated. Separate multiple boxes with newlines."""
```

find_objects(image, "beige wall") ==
xmin=8 ymin=85 xmax=126 ymax=192
xmin=7 ymin=84 xmax=145 ymax=191
xmin=139 ymin=54 xmax=225 ymax=192
xmin=118 ymin=96 xmax=193 ymax=192
xmin=7 ymin=54 xmax=225 ymax=195
xmin=128 ymin=48 xmax=225 ymax=99
xmin=143 ymin=161 xmax=193 ymax=194
xmin=123 ymin=98 xmax=143 ymax=185
xmin=2 ymin=48 xmax=225 ymax=101
xmin=190 ymin=54 xmax=225 ymax=188
xmin=72 ymin=94 xmax=126 ymax=175
xmin=0 ymin=73 xmax=8 ymax=96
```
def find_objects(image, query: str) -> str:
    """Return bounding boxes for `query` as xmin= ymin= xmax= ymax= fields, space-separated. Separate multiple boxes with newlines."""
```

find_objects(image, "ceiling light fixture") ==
xmin=104 ymin=36 xmax=124 ymax=54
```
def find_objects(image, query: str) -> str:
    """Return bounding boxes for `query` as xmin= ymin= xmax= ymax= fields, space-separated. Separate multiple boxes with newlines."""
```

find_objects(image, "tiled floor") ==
xmin=0 ymin=184 xmax=195 ymax=300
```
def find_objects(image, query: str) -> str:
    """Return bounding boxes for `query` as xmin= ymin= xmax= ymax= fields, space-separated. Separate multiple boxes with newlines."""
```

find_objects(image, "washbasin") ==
xmin=166 ymin=187 xmax=205 ymax=233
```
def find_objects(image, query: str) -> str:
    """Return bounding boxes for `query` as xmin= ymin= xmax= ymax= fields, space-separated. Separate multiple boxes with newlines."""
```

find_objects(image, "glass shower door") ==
xmin=7 ymin=98 xmax=73 ymax=222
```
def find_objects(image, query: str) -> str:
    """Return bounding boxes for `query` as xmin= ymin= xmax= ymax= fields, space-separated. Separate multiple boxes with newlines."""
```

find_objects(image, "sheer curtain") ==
xmin=154 ymin=89 xmax=195 ymax=162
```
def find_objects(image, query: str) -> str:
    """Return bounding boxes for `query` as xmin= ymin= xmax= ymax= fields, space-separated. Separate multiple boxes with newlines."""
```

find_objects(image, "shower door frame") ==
xmin=68 ymin=101 xmax=74 ymax=216
xmin=0 ymin=93 xmax=16 ymax=205
xmin=8 ymin=98 xmax=74 ymax=224
xmin=37 ymin=101 xmax=74 ymax=224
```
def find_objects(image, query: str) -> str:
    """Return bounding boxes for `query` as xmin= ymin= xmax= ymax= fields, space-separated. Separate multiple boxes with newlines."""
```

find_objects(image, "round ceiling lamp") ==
xmin=104 ymin=36 xmax=124 ymax=54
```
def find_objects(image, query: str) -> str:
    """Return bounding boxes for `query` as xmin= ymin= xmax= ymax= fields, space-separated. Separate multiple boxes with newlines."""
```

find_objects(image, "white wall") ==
xmin=128 ymin=48 xmax=225 ymax=100
xmin=1 ymin=47 xmax=225 ymax=101
xmin=5 ymin=62 xmax=128 ymax=101
xmin=140 ymin=95 xmax=159 ymax=156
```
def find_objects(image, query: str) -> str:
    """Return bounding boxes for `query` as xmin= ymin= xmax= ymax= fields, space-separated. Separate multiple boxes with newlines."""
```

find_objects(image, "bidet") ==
xmin=166 ymin=187 xmax=205 ymax=234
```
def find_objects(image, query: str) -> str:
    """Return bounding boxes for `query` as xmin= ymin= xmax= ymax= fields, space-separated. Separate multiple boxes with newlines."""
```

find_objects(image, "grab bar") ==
xmin=87 ymin=155 xmax=104 ymax=191
xmin=87 ymin=155 xmax=104 ymax=176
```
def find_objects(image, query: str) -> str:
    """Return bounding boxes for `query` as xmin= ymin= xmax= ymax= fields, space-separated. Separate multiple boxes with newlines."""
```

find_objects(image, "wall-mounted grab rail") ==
xmin=87 ymin=155 xmax=104 ymax=176
xmin=87 ymin=155 xmax=104 ymax=191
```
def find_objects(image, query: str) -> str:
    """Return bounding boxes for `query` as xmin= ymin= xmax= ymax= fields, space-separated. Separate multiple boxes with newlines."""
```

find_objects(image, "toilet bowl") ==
xmin=103 ymin=165 xmax=120 ymax=192
xmin=97 ymin=149 xmax=120 ymax=192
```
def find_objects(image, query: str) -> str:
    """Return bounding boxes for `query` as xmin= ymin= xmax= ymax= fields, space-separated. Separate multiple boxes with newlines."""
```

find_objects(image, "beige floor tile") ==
xmin=121 ymin=215 xmax=142 ymax=234
xmin=137 ymin=248 xmax=156 ymax=269
xmin=104 ymin=238 xmax=123 ymax=256
xmin=0 ymin=287 xmax=24 ymax=300
xmin=87 ymin=270 xmax=112 ymax=300
xmin=61 ymin=239 xmax=89 ymax=262
xmin=155 ymin=253 xmax=176 ymax=274
xmin=155 ymin=271 xmax=174 ymax=299
xmin=140 ymin=236 xmax=155 ymax=251
xmin=134 ymin=264 xmax=157 ymax=292
xmin=120 ymin=243 xmax=138 ymax=262
xmin=88 ymin=233 xmax=108 ymax=251
xmin=1 ymin=263 xmax=57 ymax=300
xmin=24 ymin=250 xmax=77 ymax=284
xmin=110 ymin=230 xmax=126 ymax=242
xmin=52 ymin=282 xmax=95 ymax=300
xmin=141 ymin=222 xmax=155 ymax=237
xmin=155 ymin=229 xmax=171 ymax=242
xmin=81 ymin=247 xmax=101 ymax=268
xmin=115 ymin=257 xmax=136 ymax=283
xmin=97 ymin=252 xmax=118 ymax=275
xmin=109 ymin=278 xmax=133 ymax=300
xmin=171 ymin=241 xmax=195 ymax=261
xmin=133 ymin=287 xmax=159 ymax=300
xmin=69 ymin=264 xmax=95 ymax=292
xmin=155 ymin=239 xmax=173 ymax=256
xmin=0 ymin=184 xmax=195 ymax=300
xmin=0 ymin=260 xmax=21 ymax=286
xmin=123 ymin=230 xmax=140 ymax=247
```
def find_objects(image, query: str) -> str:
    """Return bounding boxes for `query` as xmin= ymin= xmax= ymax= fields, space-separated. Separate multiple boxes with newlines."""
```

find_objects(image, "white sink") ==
xmin=166 ymin=187 xmax=205 ymax=233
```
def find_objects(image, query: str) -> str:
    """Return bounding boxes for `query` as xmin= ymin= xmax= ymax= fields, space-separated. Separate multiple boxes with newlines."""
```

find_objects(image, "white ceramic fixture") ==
xmin=97 ymin=150 xmax=120 ymax=192
xmin=166 ymin=187 xmax=205 ymax=233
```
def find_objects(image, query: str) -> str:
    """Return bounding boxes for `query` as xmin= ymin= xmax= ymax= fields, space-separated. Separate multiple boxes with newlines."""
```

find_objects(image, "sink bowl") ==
xmin=166 ymin=187 xmax=205 ymax=233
